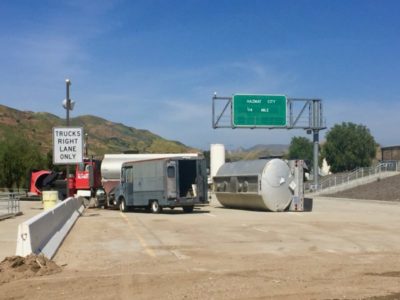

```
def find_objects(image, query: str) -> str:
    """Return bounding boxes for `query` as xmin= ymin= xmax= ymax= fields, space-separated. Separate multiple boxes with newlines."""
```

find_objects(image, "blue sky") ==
xmin=0 ymin=0 xmax=399 ymax=150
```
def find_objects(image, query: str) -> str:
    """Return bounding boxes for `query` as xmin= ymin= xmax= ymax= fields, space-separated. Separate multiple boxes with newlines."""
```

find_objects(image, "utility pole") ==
xmin=85 ymin=133 xmax=89 ymax=156
xmin=65 ymin=79 xmax=71 ymax=198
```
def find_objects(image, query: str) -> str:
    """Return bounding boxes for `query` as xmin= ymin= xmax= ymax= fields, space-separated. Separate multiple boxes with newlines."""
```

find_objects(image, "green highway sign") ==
xmin=232 ymin=94 xmax=287 ymax=127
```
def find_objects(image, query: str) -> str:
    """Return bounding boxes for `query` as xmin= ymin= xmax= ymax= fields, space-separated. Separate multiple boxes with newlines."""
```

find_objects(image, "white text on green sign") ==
xmin=232 ymin=94 xmax=287 ymax=127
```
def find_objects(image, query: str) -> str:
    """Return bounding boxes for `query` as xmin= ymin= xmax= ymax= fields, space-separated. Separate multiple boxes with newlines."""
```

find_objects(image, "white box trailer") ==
xmin=113 ymin=156 xmax=208 ymax=213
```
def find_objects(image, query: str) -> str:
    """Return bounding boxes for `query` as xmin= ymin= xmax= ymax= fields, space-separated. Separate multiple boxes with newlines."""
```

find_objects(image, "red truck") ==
xmin=29 ymin=158 xmax=106 ymax=207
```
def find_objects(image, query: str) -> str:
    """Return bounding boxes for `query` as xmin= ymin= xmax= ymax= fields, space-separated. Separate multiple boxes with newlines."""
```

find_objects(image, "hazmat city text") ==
xmin=246 ymin=99 xmax=277 ymax=104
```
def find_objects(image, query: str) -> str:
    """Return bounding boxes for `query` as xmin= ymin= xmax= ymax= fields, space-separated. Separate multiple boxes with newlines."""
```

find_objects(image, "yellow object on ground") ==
xmin=42 ymin=191 xmax=59 ymax=210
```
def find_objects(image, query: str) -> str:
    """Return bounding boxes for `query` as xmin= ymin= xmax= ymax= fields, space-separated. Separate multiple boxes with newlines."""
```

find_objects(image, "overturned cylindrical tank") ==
xmin=214 ymin=159 xmax=303 ymax=212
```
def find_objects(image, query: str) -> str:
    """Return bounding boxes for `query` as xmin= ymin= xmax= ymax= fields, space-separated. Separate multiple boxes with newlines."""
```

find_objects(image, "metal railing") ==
xmin=0 ymin=192 xmax=23 ymax=217
xmin=308 ymin=161 xmax=399 ymax=192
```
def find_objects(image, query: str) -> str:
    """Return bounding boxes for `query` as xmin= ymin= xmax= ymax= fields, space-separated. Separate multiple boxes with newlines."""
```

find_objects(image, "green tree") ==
xmin=288 ymin=136 xmax=313 ymax=166
xmin=322 ymin=122 xmax=376 ymax=173
xmin=0 ymin=133 xmax=46 ymax=189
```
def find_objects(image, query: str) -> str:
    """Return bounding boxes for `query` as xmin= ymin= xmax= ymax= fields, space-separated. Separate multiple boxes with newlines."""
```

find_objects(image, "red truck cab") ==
xmin=74 ymin=159 xmax=102 ymax=197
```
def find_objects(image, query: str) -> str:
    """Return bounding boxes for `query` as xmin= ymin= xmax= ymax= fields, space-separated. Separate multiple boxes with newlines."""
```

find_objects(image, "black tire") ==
xmin=119 ymin=197 xmax=128 ymax=212
xmin=103 ymin=199 xmax=108 ymax=209
xmin=182 ymin=205 xmax=194 ymax=213
xmin=150 ymin=200 xmax=162 ymax=214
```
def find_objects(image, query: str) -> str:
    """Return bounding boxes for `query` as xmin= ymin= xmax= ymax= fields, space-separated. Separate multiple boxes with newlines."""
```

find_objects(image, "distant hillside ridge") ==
xmin=227 ymin=144 xmax=289 ymax=161
xmin=0 ymin=104 xmax=196 ymax=156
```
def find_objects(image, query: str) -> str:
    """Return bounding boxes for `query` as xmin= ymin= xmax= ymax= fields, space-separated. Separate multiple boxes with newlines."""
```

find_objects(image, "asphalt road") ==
xmin=1 ymin=196 xmax=400 ymax=299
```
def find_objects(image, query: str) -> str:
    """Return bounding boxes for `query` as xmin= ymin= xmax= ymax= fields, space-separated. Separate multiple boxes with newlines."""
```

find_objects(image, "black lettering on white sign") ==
xmin=53 ymin=127 xmax=83 ymax=164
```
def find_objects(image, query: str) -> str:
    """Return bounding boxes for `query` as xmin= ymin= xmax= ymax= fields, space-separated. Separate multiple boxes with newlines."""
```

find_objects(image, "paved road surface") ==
xmin=0 ymin=200 xmax=43 ymax=260
xmin=1 ymin=196 xmax=400 ymax=299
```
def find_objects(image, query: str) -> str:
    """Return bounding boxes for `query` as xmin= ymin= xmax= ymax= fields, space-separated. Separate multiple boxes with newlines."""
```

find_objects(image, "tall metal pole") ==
xmin=85 ymin=133 xmax=88 ymax=156
xmin=312 ymin=100 xmax=321 ymax=190
xmin=66 ymin=79 xmax=71 ymax=198
xmin=313 ymin=129 xmax=319 ymax=189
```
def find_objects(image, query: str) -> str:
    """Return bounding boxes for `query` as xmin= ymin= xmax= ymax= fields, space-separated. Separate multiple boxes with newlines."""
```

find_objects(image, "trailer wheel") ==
xmin=182 ymin=206 xmax=194 ymax=213
xmin=150 ymin=200 xmax=162 ymax=214
xmin=119 ymin=197 xmax=128 ymax=212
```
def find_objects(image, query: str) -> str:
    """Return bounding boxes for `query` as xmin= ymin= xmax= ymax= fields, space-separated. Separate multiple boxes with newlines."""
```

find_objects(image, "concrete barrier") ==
xmin=15 ymin=197 xmax=84 ymax=259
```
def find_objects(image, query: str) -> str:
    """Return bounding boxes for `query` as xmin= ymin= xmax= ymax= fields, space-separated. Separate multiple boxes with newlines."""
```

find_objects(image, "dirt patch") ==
xmin=363 ymin=292 xmax=400 ymax=300
xmin=365 ymin=271 xmax=400 ymax=278
xmin=324 ymin=174 xmax=400 ymax=201
xmin=0 ymin=254 xmax=62 ymax=284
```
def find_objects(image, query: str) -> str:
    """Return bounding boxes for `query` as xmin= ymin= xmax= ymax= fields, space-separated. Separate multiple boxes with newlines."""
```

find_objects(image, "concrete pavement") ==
xmin=0 ymin=200 xmax=43 ymax=260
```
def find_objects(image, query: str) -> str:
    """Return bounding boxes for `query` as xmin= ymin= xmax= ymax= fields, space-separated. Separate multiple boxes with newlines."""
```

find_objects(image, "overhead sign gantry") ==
xmin=212 ymin=93 xmax=326 ymax=189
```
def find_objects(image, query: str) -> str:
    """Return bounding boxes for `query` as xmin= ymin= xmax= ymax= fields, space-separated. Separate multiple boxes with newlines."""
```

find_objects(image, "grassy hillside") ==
xmin=0 ymin=105 xmax=195 ymax=156
xmin=227 ymin=144 xmax=288 ymax=161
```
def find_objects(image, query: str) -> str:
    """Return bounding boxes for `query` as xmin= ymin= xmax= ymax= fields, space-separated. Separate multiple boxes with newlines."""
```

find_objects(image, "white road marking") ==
xmin=253 ymin=227 xmax=269 ymax=233
xmin=205 ymin=213 xmax=217 ymax=217
xmin=325 ymin=249 xmax=338 ymax=253
xmin=170 ymin=250 xmax=190 ymax=260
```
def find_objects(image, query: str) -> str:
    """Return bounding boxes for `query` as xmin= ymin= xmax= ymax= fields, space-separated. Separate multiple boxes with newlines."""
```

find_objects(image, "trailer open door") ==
xmin=196 ymin=158 xmax=207 ymax=203
xmin=166 ymin=161 xmax=177 ymax=199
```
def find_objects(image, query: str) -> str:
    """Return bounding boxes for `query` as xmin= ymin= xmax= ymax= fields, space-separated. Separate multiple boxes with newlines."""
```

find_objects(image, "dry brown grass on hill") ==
xmin=0 ymin=104 xmax=195 ymax=155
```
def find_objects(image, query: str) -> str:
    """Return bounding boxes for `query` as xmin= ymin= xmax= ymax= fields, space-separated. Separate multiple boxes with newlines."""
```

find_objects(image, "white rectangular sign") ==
xmin=53 ymin=127 xmax=84 ymax=164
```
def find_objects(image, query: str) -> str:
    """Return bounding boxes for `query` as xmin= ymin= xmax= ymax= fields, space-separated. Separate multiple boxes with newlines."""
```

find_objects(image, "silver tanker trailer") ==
xmin=213 ymin=158 xmax=310 ymax=212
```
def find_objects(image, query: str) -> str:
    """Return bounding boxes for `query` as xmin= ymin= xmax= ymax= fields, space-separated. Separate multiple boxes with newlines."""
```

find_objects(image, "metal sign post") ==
xmin=212 ymin=94 xmax=326 ymax=189
xmin=57 ymin=79 xmax=78 ymax=198
xmin=66 ymin=80 xmax=71 ymax=198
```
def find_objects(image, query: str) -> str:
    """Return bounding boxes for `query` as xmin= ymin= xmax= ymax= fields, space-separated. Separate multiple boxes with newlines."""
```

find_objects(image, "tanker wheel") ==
xmin=119 ymin=198 xmax=128 ymax=212
xmin=182 ymin=205 xmax=194 ymax=213
xmin=150 ymin=200 xmax=162 ymax=214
